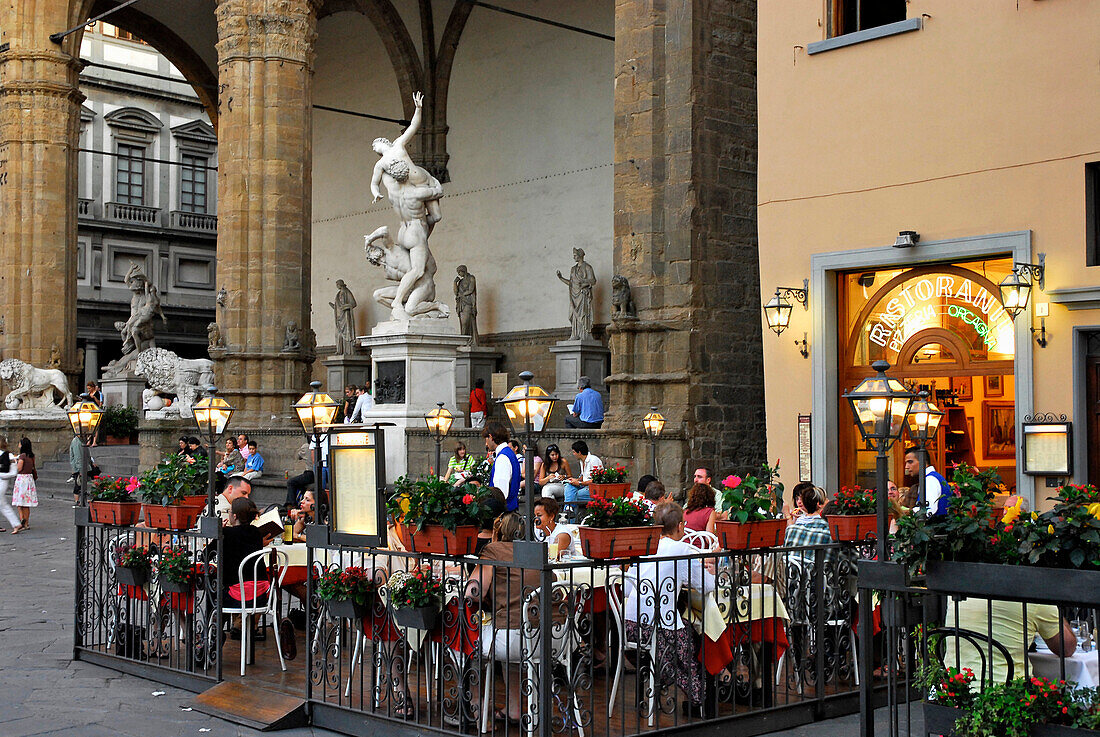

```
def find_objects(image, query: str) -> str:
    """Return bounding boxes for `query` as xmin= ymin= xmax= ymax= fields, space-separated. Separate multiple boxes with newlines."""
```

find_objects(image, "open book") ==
xmin=253 ymin=507 xmax=285 ymax=539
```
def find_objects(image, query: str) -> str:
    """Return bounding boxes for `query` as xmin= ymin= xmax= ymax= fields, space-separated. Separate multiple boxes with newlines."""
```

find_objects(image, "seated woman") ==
xmin=623 ymin=502 xmax=715 ymax=710
xmin=215 ymin=437 xmax=244 ymax=493
xmin=537 ymin=444 xmax=571 ymax=502
xmin=532 ymin=496 xmax=579 ymax=558
xmin=220 ymin=498 xmax=271 ymax=634
xmin=289 ymin=487 xmax=327 ymax=542
xmin=443 ymin=441 xmax=476 ymax=484
xmin=683 ymin=482 xmax=717 ymax=533
xmin=466 ymin=512 xmax=540 ymax=725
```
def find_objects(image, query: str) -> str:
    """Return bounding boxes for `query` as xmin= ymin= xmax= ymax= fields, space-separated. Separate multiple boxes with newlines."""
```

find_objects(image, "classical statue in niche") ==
xmin=132 ymin=347 xmax=214 ymax=419
xmin=104 ymin=262 xmax=167 ymax=377
xmin=0 ymin=359 xmax=73 ymax=410
xmin=611 ymin=275 xmax=636 ymax=318
xmin=330 ymin=280 xmax=357 ymax=354
xmin=47 ymin=343 xmax=62 ymax=368
xmin=283 ymin=321 xmax=301 ymax=352
xmin=556 ymin=248 xmax=597 ymax=341
xmin=454 ymin=265 xmax=478 ymax=345
xmin=364 ymin=228 xmax=449 ymax=319
xmin=366 ymin=92 xmax=446 ymax=321
xmin=207 ymin=322 xmax=225 ymax=353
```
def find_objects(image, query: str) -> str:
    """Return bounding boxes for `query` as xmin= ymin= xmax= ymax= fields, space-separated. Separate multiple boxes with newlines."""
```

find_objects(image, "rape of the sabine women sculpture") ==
xmin=104 ymin=262 xmax=167 ymax=377
xmin=364 ymin=92 xmax=449 ymax=321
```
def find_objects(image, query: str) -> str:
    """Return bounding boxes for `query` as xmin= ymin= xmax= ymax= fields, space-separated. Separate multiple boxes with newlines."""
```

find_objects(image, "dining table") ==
xmin=1029 ymin=641 xmax=1099 ymax=689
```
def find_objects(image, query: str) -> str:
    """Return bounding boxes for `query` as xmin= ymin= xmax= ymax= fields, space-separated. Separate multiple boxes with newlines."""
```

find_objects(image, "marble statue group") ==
xmin=104 ymin=263 xmax=166 ymax=377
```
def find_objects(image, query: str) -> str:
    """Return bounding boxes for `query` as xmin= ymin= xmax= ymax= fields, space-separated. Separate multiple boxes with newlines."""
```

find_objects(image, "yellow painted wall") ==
xmin=758 ymin=0 xmax=1100 ymax=492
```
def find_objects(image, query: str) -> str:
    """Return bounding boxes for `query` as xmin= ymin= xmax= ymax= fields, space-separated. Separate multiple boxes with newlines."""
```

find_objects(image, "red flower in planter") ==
xmin=462 ymin=493 xmax=474 ymax=505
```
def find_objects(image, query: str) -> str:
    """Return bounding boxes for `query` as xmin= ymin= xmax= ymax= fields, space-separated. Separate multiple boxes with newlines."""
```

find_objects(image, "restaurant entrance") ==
xmin=838 ymin=257 xmax=1018 ymax=495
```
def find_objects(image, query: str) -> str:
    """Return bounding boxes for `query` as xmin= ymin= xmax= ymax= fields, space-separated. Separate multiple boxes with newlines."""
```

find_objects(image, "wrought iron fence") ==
xmin=306 ymin=538 xmax=879 ymax=737
xmin=73 ymin=510 xmax=222 ymax=690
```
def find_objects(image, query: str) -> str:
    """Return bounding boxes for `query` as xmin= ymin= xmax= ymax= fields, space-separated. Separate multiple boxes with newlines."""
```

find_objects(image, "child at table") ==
xmin=623 ymin=502 xmax=716 ymax=711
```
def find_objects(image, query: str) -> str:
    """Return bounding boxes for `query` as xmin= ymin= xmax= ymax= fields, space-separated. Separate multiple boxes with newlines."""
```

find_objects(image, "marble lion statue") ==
xmin=0 ymin=358 xmax=73 ymax=410
xmin=133 ymin=347 xmax=214 ymax=418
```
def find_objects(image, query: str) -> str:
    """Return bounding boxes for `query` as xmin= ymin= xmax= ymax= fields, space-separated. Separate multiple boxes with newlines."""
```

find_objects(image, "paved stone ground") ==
xmin=0 ymin=493 xmax=915 ymax=737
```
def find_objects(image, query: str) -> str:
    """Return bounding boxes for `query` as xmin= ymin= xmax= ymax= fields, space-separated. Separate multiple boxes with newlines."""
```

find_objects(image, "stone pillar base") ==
xmin=322 ymin=353 xmax=373 ymax=394
xmin=550 ymin=339 xmax=611 ymax=407
xmin=455 ymin=346 xmax=502 ymax=418
xmin=358 ymin=320 xmax=470 ymax=482
xmin=101 ymin=375 xmax=146 ymax=409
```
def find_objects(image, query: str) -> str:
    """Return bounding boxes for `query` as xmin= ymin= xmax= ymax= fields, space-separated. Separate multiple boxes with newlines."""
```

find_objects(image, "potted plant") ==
xmin=587 ymin=463 xmax=631 ymax=498
xmin=826 ymin=484 xmax=878 ymax=541
xmin=388 ymin=568 xmax=443 ymax=630
xmin=317 ymin=565 xmax=376 ymax=621
xmin=113 ymin=544 xmax=153 ymax=588
xmin=100 ymin=403 xmax=139 ymax=444
xmin=156 ymin=546 xmax=200 ymax=611
xmin=140 ymin=454 xmax=205 ymax=530
xmin=715 ymin=461 xmax=787 ymax=549
xmin=88 ymin=475 xmax=143 ymax=525
xmin=387 ymin=477 xmax=493 ymax=555
xmin=577 ymin=495 xmax=658 ymax=559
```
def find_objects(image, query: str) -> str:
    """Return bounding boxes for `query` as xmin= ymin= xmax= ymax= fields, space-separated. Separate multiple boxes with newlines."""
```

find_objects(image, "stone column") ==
xmin=214 ymin=0 xmax=320 ymax=420
xmin=0 ymin=1 xmax=83 ymax=374
xmin=608 ymin=0 xmax=765 ymax=476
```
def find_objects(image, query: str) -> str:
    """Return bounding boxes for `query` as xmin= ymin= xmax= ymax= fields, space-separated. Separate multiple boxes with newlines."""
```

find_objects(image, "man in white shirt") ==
xmin=482 ymin=423 xmax=520 ymax=511
xmin=347 ymin=384 xmax=375 ymax=423
xmin=563 ymin=440 xmax=602 ymax=503
xmin=904 ymin=447 xmax=949 ymax=515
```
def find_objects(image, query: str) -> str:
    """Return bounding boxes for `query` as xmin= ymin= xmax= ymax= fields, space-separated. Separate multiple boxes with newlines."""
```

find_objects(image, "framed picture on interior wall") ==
xmin=983 ymin=401 xmax=1016 ymax=459
xmin=951 ymin=376 xmax=973 ymax=401
xmin=984 ymin=374 xmax=1004 ymax=398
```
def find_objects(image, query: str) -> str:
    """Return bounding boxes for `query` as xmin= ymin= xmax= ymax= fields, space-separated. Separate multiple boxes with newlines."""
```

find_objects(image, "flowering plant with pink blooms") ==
xmin=718 ymin=461 xmax=784 ymax=523
xmin=90 ymin=475 xmax=140 ymax=503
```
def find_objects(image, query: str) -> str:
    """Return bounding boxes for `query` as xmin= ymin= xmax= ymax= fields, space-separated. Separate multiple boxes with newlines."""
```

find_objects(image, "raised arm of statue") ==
xmin=392 ymin=91 xmax=424 ymax=151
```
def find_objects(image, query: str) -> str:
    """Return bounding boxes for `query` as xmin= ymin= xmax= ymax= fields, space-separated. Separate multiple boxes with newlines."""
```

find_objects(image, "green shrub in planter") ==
xmin=100 ymin=404 xmax=139 ymax=438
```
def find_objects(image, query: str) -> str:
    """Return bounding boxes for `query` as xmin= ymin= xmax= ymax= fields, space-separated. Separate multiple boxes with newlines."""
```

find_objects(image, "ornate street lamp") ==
xmin=293 ymin=382 xmax=339 ymax=517
xmin=192 ymin=386 xmax=235 ymax=511
xmin=642 ymin=407 xmax=665 ymax=478
xmin=424 ymin=402 xmax=454 ymax=479
xmin=998 ymin=258 xmax=1046 ymax=321
xmin=499 ymin=371 xmax=556 ymax=543
xmin=905 ymin=390 xmax=944 ymax=510
xmin=66 ymin=394 xmax=104 ymax=506
xmin=762 ymin=281 xmax=809 ymax=337
xmin=843 ymin=360 xmax=914 ymax=561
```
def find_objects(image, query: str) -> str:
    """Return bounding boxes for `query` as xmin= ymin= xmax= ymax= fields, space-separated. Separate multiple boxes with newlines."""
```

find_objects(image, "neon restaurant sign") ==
xmin=866 ymin=274 xmax=1014 ymax=355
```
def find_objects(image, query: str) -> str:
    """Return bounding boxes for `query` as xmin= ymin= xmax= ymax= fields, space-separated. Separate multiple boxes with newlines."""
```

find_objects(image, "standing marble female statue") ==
xmin=330 ymin=280 xmax=357 ymax=354
xmin=556 ymin=248 xmax=596 ymax=341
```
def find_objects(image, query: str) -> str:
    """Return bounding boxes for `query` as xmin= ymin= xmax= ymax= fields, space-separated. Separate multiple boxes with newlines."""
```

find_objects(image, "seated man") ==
xmin=242 ymin=440 xmax=264 ymax=481
xmin=634 ymin=480 xmax=672 ymax=512
xmin=945 ymin=598 xmax=1076 ymax=685
xmin=564 ymin=376 xmax=604 ymax=429
xmin=213 ymin=475 xmax=252 ymax=524
xmin=284 ymin=442 xmax=314 ymax=510
xmin=563 ymin=440 xmax=602 ymax=504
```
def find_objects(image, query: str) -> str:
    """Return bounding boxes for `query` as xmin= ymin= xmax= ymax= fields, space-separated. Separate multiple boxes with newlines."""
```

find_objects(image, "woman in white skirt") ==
xmin=0 ymin=438 xmax=20 ymax=532
xmin=12 ymin=437 xmax=37 ymax=530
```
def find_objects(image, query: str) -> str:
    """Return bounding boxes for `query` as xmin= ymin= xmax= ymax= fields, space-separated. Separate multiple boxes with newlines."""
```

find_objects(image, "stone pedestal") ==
xmin=550 ymin=339 xmax=611 ymax=406
xmin=322 ymin=353 xmax=374 ymax=393
xmin=101 ymin=375 xmax=146 ymax=409
xmin=358 ymin=320 xmax=470 ymax=482
xmin=455 ymin=346 xmax=502 ymax=417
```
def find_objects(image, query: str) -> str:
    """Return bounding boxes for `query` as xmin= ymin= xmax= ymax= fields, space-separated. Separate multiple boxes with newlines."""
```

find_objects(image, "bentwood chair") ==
xmin=681 ymin=529 xmax=720 ymax=552
xmin=606 ymin=572 xmax=666 ymax=725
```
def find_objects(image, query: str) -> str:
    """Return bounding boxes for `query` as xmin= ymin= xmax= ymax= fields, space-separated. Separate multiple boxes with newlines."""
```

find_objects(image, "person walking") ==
xmin=0 ymin=438 xmax=21 ymax=533
xmin=12 ymin=437 xmax=38 ymax=530
xmin=469 ymin=378 xmax=488 ymax=429
xmin=68 ymin=434 xmax=83 ymax=504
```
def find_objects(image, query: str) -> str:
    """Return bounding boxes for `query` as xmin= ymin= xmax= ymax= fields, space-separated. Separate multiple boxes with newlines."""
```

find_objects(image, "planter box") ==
xmin=587 ymin=483 xmax=631 ymax=499
xmin=716 ymin=519 xmax=788 ymax=550
xmin=392 ymin=605 xmax=440 ymax=630
xmin=1033 ymin=724 xmax=1100 ymax=737
xmin=179 ymin=495 xmax=209 ymax=509
xmin=925 ymin=561 xmax=1100 ymax=607
xmin=115 ymin=566 xmax=148 ymax=588
xmin=104 ymin=435 xmax=134 ymax=446
xmin=160 ymin=578 xmax=193 ymax=595
xmin=577 ymin=525 xmax=660 ymax=559
xmin=326 ymin=598 xmax=369 ymax=621
xmin=407 ymin=524 xmax=479 ymax=555
xmin=922 ymin=703 xmax=960 ymax=737
xmin=826 ymin=514 xmax=878 ymax=542
xmin=89 ymin=501 xmax=142 ymax=526
xmin=143 ymin=504 xmax=201 ymax=531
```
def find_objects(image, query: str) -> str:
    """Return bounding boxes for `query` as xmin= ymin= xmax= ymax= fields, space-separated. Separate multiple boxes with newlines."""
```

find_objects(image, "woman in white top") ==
xmin=0 ymin=438 xmax=20 ymax=532
xmin=623 ymin=502 xmax=714 ymax=706
xmin=532 ymin=496 xmax=579 ymax=558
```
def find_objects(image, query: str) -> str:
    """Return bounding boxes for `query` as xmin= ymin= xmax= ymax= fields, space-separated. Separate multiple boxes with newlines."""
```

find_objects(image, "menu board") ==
xmin=329 ymin=434 xmax=381 ymax=538
xmin=1022 ymin=423 xmax=1071 ymax=476
xmin=798 ymin=414 xmax=812 ymax=482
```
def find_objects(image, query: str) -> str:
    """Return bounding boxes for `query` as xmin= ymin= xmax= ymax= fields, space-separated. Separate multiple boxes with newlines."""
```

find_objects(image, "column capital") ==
xmin=215 ymin=0 xmax=321 ymax=67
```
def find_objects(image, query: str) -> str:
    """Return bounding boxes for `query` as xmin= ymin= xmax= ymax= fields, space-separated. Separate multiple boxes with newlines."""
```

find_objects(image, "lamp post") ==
xmin=904 ymin=390 xmax=944 ymax=510
xmin=192 ymin=386 xmax=235 ymax=512
xmin=842 ymin=360 xmax=914 ymax=562
xmin=424 ymin=402 xmax=454 ymax=479
xmin=293 ymin=382 xmax=340 ymax=518
xmin=66 ymin=394 xmax=104 ymax=506
xmin=998 ymin=258 xmax=1045 ymax=321
xmin=762 ymin=282 xmax=809 ymax=337
xmin=642 ymin=407 xmax=665 ymax=478
xmin=500 ymin=371 xmax=556 ymax=542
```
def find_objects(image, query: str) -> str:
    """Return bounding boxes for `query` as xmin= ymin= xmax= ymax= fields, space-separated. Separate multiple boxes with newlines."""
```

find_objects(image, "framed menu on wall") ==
xmin=1022 ymin=417 xmax=1072 ymax=476
xmin=327 ymin=426 xmax=388 ymax=547
xmin=797 ymin=414 xmax=812 ymax=482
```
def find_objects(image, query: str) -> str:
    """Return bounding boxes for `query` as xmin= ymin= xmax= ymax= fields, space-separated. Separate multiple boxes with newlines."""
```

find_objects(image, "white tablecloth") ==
xmin=1028 ymin=648 xmax=1099 ymax=688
